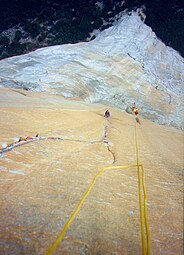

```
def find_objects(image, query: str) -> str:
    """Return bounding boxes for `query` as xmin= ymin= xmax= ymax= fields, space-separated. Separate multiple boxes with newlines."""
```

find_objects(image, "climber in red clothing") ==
xmin=132 ymin=103 xmax=141 ymax=124
xmin=132 ymin=103 xmax=139 ymax=116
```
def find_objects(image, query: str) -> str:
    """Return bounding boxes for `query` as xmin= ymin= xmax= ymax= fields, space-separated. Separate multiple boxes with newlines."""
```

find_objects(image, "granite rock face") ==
xmin=0 ymin=12 xmax=183 ymax=129
xmin=0 ymin=88 xmax=183 ymax=255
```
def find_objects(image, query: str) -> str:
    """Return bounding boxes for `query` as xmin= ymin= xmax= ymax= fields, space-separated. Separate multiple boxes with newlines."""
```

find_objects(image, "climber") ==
xmin=132 ymin=103 xmax=139 ymax=116
xmin=104 ymin=110 xmax=110 ymax=118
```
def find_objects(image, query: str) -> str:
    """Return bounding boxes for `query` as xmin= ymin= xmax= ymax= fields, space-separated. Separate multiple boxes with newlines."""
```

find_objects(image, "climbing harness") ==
xmin=46 ymin=122 xmax=150 ymax=255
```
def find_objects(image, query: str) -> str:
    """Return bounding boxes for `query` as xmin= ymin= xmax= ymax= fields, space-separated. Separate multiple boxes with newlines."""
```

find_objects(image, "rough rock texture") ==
xmin=0 ymin=88 xmax=183 ymax=255
xmin=0 ymin=12 xmax=183 ymax=129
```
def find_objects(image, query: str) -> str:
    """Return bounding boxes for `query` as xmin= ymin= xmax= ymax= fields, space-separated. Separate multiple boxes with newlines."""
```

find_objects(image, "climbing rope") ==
xmin=135 ymin=123 xmax=150 ymax=255
xmin=46 ymin=122 xmax=150 ymax=255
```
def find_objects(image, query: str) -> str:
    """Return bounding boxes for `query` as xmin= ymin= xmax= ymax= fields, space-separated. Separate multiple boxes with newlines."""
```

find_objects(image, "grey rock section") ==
xmin=0 ymin=12 xmax=183 ymax=129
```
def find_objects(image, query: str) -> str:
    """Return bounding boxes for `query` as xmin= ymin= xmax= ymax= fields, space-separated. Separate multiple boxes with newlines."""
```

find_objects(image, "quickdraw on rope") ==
xmin=46 ymin=122 xmax=150 ymax=255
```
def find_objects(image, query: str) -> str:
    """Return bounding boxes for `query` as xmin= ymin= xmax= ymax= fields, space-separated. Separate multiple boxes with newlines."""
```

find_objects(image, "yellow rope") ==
xmin=141 ymin=164 xmax=151 ymax=254
xmin=135 ymin=124 xmax=146 ymax=254
xmin=135 ymin=123 xmax=150 ymax=255
xmin=46 ymin=123 xmax=151 ymax=255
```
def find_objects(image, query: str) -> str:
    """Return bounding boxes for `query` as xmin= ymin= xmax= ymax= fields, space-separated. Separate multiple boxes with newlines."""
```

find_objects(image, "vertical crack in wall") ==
xmin=103 ymin=118 xmax=116 ymax=164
